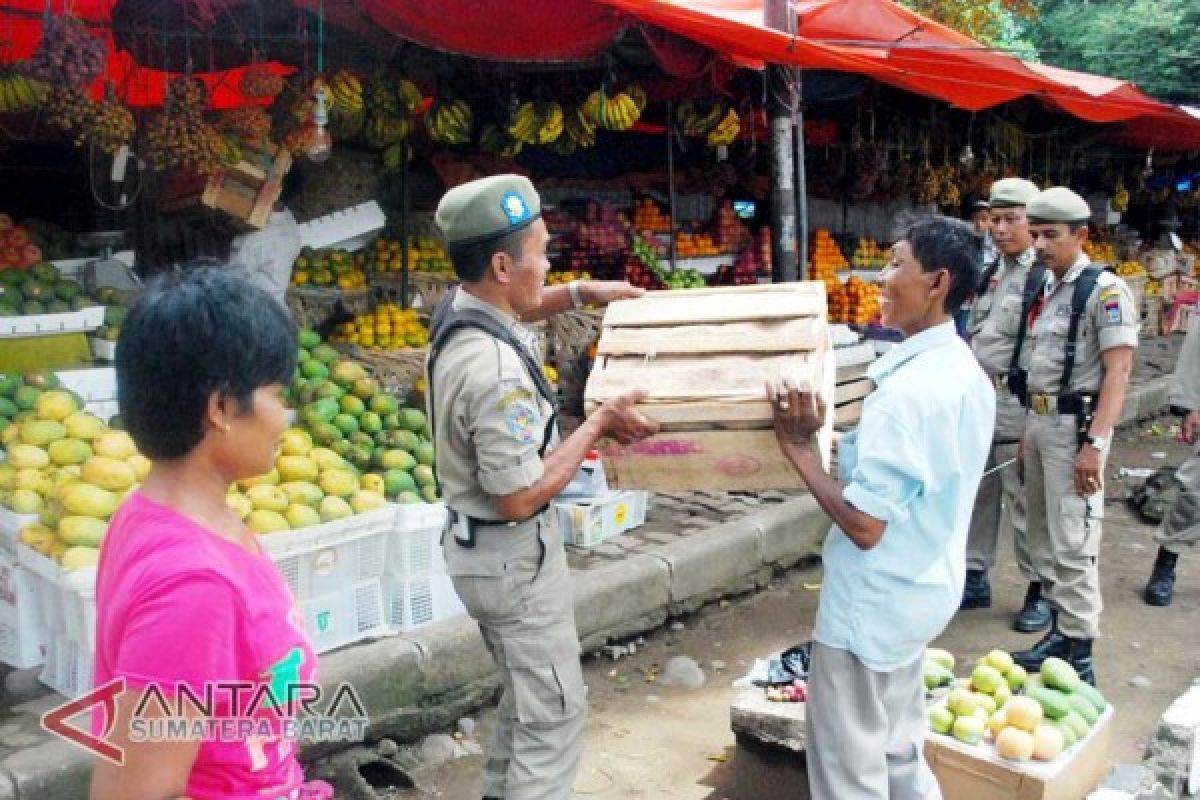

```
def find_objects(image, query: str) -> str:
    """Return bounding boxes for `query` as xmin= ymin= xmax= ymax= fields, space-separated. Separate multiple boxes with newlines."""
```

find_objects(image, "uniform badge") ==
xmin=503 ymin=400 xmax=539 ymax=443
xmin=1099 ymin=288 xmax=1122 ymax=325
xmin=501 ymin=192 xmax=531 ymax=226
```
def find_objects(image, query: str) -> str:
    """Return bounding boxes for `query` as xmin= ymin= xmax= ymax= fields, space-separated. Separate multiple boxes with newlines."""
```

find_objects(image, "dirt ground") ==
xmin=390 ymin=416 xmax=1199 ymax=800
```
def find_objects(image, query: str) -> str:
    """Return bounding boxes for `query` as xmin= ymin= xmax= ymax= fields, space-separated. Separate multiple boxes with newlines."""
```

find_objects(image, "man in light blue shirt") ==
xmin=769 ymin=215 xmax=994 ymax=799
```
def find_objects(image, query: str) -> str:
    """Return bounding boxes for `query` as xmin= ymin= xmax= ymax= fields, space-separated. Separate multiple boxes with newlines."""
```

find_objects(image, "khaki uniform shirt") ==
xmin=1024 ymin=256 xmax=1139 ymax=395
xmin=1170 ymin=320 xmax=1200 ymax=411
xmin=427 ymin=290 xmax=557 ymax=520
xmin=970 ymin=247 xmax=1039 ymax=375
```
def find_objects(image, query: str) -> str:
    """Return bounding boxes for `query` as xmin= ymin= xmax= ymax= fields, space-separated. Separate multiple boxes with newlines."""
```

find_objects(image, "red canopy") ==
xmin=0 ymin=0 xmax=291 ymax=108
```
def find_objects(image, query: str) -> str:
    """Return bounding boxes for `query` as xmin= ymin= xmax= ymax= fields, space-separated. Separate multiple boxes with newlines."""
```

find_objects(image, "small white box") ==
xmin=555 ymin=490 xmax=649 ymax=548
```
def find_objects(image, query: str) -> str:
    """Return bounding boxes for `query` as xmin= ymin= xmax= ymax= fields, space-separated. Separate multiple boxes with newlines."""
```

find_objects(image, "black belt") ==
xmin=448 ymin=505 xmax=549 ymax=548
xmin=1026 ymin=392 xmax=1096 ymax=416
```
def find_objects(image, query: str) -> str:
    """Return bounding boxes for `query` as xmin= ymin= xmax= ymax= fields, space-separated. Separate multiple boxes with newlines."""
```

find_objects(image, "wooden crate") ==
xmin=584 ymin=283 xmax=834 ymax=492
xmin=161 ymin=145 xmax=292 ymax=231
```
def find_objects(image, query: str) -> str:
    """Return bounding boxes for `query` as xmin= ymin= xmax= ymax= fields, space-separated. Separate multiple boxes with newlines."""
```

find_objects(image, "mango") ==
xmin=0 ymin=423 xmax=19 ymax=446
xmin=0 ymin=465 xmax=14 ymax=491
xmin=946 ymin=688 xmax=977 ymax=717
xmin=989 ymin=708 xmax=1008 ymax=738
xmin=1026 ymin=686 xmax=1071 ymax=720
xmin=238 ymin=469 xmax=281 ymax=490
xmin=47 ymin=438 xmax=93 ymax=466
xmin=280 ymin=428 xmax=314 ymax=457
xmin=12 ymin=385 xmax=40 ymax=411
xmin=226 ymin=492 xmax=253 ymax=519
xmin=338 ymin=394 xmax=365 ymax=416
xmin=18 ymin=523 xmax=58 ymax=553
xmin=34 ymin=390 xmax=80 ymax=421
xmin=349 ymin=490 xmax=387 ymax=514
xmin=58 ymin=515 xmax=108 ymax=547
xmin=93 ymin=430 xmax=137 ymax=460
xmin=82 ymin=456 xmax=136 ymax=492
xmin=246 ymin=485 xmax=290 ymax=513
xmin=971 ymin=664 xmax=1006 ymax=695
xmin=60 ymin=545 xmax=100 ymax=571
xmin=420 ymin=485 xmax=440 ymax=503
xmin=993 ymin=684 xmax=1013 ymax=708
xmin=359 ymin=473 xmax=385 ymax=495
xmin=285 ymin=503 xmax=322 ymax=529
xmin=318 ymin=495 xmax=353 ymax=522
xmin=1006 ymin=663 xmax=1028 ymax=690
xmin=309 ymin=448 xmax=348 ymax=472
xmin=400 ymin=408 xmax=427 ymax=433
xmin=15 ymin=468 xmax=51 ymax=496
xmin=928 ymin=705 xmax=954 ymax=735
xmin=412 ymin=464 xmax=436 ymax=489
xmin=10 ymin=488 xmax=44 ymax=514
xmin=63 ymin=412 xmax=107 ymax=441
xmin=414 ymin=441 xmax=435 ymax=467
xmin=246 ymin=510 xmax=290 ymax=534
xmin=1040 ymin=657 xmax=1081 ymax=693
xmin=298 ymin=328 xmax=321 ymax=349
xmin=1004 ymin=696 xmax=1044 ymax=733
xmin=280 ymin=481 xmax=324 ymax=509
xmin=383 ymin=469 xmax=416 ymax=497
xmin=276 ymin=455 xmax=319 ymax=483
xmin=19 ymin=419 xmax=66 ymax=447
xmin=332 ymin=360 xmax=369 ymax=387
xmin=318 ymin=469 xmax=358 ymax=498
xmin=995 ymin=726 xmax=1034 ymax=761
xmin=971 ymin=692 xmax=997 ymax=714
xmin=369 ymin=393 xmax=398 ymax=416
xmin=379 ymin=449 xmax=417 ymax=471
xmin=984 ymin=649 xmax=1015 ymax=675
xmin=1031 ymin=724 xmax=1064 ymax=761
xmin=8 ymin=444 xmax=49 ymax=470
xmin=127 ymin=453 xmax=152 ymax=482
xmin=952 ymin=714 xmax=985 ymax=745
xmin=61 ymin=483 xmax=120 ymax=519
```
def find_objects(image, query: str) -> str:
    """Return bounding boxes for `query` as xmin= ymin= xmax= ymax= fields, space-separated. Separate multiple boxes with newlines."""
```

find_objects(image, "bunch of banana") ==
xmin=1112 ymin=180 xmax=1129 ymax=213
xmin=396 ymin=79 xmax=423 ymax=116
xmin=365 ymin=76 xmax=401 ymax=116
xmin=564 ymin=106 xmax=596 ymax=148
xmin=425 ymin=98 xmax=473 ymax=144
xmin=537 ymin=102 xmax=564 ymax=144
xmin=677 ymin=101 xmax=724 ymax=137
xmin=365 ymin=113 xmax=411 ymax=149
xmin=328 ymin=71 xmax=364 ymax=115
xmin=585 ymin=89 xmax=640 ymax=131
xmin=381 ymin=141 xmax=412 ymax=172
xmin=506 ymin=101 xmax=542 ymax=145
xmin=0 ymin=71 xmax=50 ymax=114
xmin=627 ymin=84 xmax=648 ymax=115
xmin=480 ymin=124 xmax=524 ymax=159
xmin=937 ymin=166 xmax=961 ymax=208
xmin=705 ymin=109 xmax=741 ymax=148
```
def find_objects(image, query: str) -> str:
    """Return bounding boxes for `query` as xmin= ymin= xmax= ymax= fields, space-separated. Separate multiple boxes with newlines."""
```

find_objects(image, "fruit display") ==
xmin=674 ymin=231 xmax=720 ymax=259
xmin=219 ymin=106 xmax=272 ymax=146
xmin=93 ymin=302 xmax=127 ymax=343
xmin=632 ymin=198 xmax=671 ymax=234
xmin=87 ymin=91 xmax=136 ymax=155
xmin=289 ymin=329 xmax=439 ymax=504
xmin=1115 ymin=260 xmax=1146 ymax=278
xmin=827 ymin=275 xmax=881 ymax=326
xmin=43 ymin=87 xmax=97 ymax=146
xmin=808 ymin=229 xmax=850 ymax=278
xmin=331 ymin=304 xmax=428 ymax=350
xmin=582 ymin=86 xmax=643 ymax=132
xmin=291 ymin=247 xmax=368 ymax=290
xmin=425 ymin=97 xmax=473 ymax=145
xmin=0 ymin=263 xmax=102 ymax=317
xmin=506 ymin=101 xmax=565 ymax=145
xmin=705 ymin=109 xmax=741 ymax=148
xmin=546 ymin=270 xmax=591 ymax=286
xmin=0 ymin=216 xmax=46 ymax=271
xmin=21 ymin=14 xmax=106 ymax=89
xmin=709 ymin=247 xmax=766 ymax=287
xmin=145 ymin=78 xmax=225 ymax=175
xmin=366 ymin=235 xmax=452 ymax=275
xmin=1083 ymin=240 xmax=1118 ymax=265
xmin=715 ymin=201 xmax=752 ymax=254
xmin=0 ymin=70 xmax=50 ymax=114
xmin=2 ymin=382 xmax=149 ymax=570
xmin=239 ymin=64 xmax=284 ymax=99
xmin=925 ymin=648 xmax=1108 ymax=764
xmin=676 ymin=101 xmax=727 ymax=137
xmin=852 ymin=238 xmax=888 ymax=269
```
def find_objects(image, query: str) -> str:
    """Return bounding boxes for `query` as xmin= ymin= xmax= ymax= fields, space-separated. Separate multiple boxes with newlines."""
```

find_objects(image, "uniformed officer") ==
xmin=961 ymin=178 xmax=1054 ymax=634
xmin=1144 ymin=318 xmax=1200 ymax=606
xmin=426 ymin=174 xmax=659 ymax=800
xmin=1012 ymin=187 xmax=1138 ymax=685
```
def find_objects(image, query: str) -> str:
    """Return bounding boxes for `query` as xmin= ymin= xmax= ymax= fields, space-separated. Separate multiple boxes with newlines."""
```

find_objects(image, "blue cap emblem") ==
xmin=501 ymin=191 xmax=531 ymax=226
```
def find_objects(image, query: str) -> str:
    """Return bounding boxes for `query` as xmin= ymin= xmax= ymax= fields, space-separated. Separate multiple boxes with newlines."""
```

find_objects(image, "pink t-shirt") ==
xmin=92 ymin=492 xmax=319 ymax=800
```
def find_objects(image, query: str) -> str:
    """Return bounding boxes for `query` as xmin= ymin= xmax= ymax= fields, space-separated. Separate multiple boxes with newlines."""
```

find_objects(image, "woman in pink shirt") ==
xmin=90 ymin=266 xmax=333 ymax=800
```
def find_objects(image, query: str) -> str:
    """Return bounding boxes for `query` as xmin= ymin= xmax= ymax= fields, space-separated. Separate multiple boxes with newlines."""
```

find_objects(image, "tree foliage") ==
xmin=899 ymin=0 xmax=1038 ymax=45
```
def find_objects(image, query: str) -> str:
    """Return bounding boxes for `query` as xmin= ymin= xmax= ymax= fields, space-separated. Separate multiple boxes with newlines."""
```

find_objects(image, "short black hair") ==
xmin=116 ymin=265 xmax=297 ymax=460
xmin=892 ymin=213 xmax=982 ymax=313
xmin=446 ymin=227 xmax=529 ymax=283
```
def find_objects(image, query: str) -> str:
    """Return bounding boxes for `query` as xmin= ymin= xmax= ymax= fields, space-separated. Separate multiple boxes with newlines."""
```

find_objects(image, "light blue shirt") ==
xmin=814 ymin=320 xmax=995 ymax=672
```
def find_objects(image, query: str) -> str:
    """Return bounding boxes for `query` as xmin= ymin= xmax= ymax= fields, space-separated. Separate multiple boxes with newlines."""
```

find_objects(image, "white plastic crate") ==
xmin=384 ymin=573 xmax=465 ymax=632
xmin=0 ymin=550 xmax=47 ymax=668
xmin=89 ymin=337 xmax=117 ymax=361
xmin=300 ymin=578 xmax=389 ymax=654
xmin=0 ymin=307 xmax=105 ymax=338
xmin=261 ymin=507 xmax=394 ymax=603
xmin=0 ymin=507 xmax=38 ymax=553
xmin=555 ymin=490 xmax=650 ymax=548
xmin=17 ymin=544 xmax=67 ymax=635
xmin=55 ymin=367 xmax=117 ymax=403
xmin=40 ymin=634 xmax=92 ymax=699
xmin=60 ymin=567 xmax=97 ymax=651
xmin=387 ymin=502 xmax=446 ymax=579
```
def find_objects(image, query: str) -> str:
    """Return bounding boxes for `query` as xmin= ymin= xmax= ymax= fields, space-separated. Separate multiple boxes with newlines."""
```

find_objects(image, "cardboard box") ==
xmin=924 ymin=706 xmax=1114 ymax=800
xmin=555 ymin=490 xmax=649 ymax=547
xmin=584 ymin=283 xmax=834 ymax=491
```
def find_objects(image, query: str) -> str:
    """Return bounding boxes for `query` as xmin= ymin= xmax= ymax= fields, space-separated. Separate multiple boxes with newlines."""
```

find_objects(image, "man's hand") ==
xmin=766 ymin=380 xmax=825 ymax=454
xmin=1183 ymin=410 xmax=1199 ymax=445
xmin=596 ymin=389 xmax=660 ymax=445
xmin=1074 ymin=443 xmax=1104 ymax=496
xmin=585 ymin=281 xmax=644 ymax=307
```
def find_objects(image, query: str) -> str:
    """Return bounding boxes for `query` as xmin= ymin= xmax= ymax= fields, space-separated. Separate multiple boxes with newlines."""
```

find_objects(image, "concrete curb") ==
xmin=1119 ymin=376 xmax=1173 ymax=428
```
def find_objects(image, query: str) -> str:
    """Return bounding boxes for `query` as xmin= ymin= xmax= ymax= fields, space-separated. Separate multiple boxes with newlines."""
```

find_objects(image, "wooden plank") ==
xmin=585 ymin=399 xmax=775 ymax=428
xmin=834 ymin=377 xmax=873 ymax=405
xmin=602 ymin=284 xmax=826 ymax=328
xmin=597 ymin=317 xmax=826 ymax=356
xmin=835 ymin=399 xmax=865 ymax=427
xmin=585 ymin=351 xmax=822 ymax=404
xmin=599 ymin=430 xmax=807 ymax=491
xmin=835 ymin=360 xmax=871 ymax=384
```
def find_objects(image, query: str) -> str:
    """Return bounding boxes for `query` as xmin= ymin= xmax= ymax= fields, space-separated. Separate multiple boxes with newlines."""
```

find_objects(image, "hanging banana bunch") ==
xmin=395 ymin=79 xmax=423 ymax=116
xmin=365 ymin=113 xmax=411 ymax=149
xmin=1112 ymin=179 xmax=1129 ymax=213
xmin=676 ymin=100 xmax=725 ymax=137
xmin=0 ymin=70 xmax=50 ymax=114
xmin=536 ymin=102 xmax=564 ymax=144
xmin=583 ymin=86 xmax=641 ymax=132
xmin=480 ymin=123 xmax=524 ymax=159
xmin=564 ymin=105 xmax=596 ymax=148
xmin=706 ymin=109 xmax=741 ymax=148
xmin=424 ymin=97 xmax=473 ymax=144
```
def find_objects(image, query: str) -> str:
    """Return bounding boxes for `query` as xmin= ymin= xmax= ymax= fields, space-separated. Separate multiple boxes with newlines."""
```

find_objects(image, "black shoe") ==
xmin=1065 ymin=636 xmax=1096 ymax=686
xmin=1013 ymin=581 xmax=1053 ymax=632
xmin=1144 ymin=547 xmax=1178 ymax=607
xmin=1012 ymin=622 xmax=1067 ymax=672
xmin=960 ymin=569 xmax=992 ymax=610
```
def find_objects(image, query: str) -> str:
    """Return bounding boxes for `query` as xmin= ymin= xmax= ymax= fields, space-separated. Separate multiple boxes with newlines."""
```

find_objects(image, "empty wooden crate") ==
xmin=583 ymin=283 xmax=834 ymax=491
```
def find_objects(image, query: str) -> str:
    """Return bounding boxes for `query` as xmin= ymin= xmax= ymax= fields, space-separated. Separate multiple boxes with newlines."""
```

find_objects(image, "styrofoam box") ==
xmin=0 ymin=549 xmax=47 ymax=668
xmin=555 ymin=490 xmax=649 ymax=548
xmin=56 ymin=366 xmax=117 ymax=402
xmin=385 ymin=572 xmax=465 ymax=632
xmin=300 ymin=578 xmax=389 ymax=654
xmin=834 ymin=341 xmax=877 ymax=369
xmin=18 ymin=544 xmax=66 ymax=634
xmin=90 ymin=337 xmax=116 ymax=361
xmin=0 ymin=507 xmax=38 ymax=553
xmin=0 ymin=306 xmax=104 ymax=338
xmin=297 ymin=201 xmax=386 ymax=252
xmin=260 ymin=506 xmax=394 ymax=602
xmin=40 ymin=634 xmax=93 ymax=699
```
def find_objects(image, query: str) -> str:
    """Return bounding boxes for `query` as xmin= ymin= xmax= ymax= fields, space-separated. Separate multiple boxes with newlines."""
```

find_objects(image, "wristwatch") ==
xmin=567 ymin=280 xmax=584 ymax=309
xmin=1085 ymin=433 xmax=1109 ymax=450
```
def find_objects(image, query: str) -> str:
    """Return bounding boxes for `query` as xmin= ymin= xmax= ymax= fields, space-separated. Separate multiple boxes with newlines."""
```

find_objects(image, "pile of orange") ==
xmin=807 ymin=229 xmax=850 ymax=279
xmin=632 ymin=198 xmax=671 ymax=233
xmin=829 ymin=275 xmax=881 ymax=326
xmin=366 ymin=235 xmax=453 ymax=275
xmin=546 ymin=270 xmax=592 ymax=285
xmin=332 ymin=304 xmax=429 ymax=350
xmin=675 ymin=232 xmax=719 ymax=258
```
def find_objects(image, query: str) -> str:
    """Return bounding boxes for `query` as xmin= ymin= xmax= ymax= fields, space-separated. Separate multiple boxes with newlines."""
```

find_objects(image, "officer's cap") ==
xmin=435 ymin=174 xmax=542 ymax=248
xmin=989 ymin=178 xmax=1040 ymax=209
xmin=1026 ymin=187 xmax=1092 ymax=223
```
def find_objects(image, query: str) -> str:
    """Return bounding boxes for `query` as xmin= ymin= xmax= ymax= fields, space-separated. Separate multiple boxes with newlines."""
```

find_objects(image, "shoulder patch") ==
xmin=495 ymin=386 xmax=535 ymax=412
xmin=503 ymin=400 xmax=540 ymax=444
xmin=1100 ymin=290 xmax=1122 ymax=325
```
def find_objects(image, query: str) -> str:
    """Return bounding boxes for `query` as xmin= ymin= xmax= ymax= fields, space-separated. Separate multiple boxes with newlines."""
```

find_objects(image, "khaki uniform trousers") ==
xmin=1156 ymin=445 xmax=1200 ymax=553
xmin=1023 ymin=412 xmax=1107 ymax=639
xmin=966 ymin=389 xmax=1034 ymax=578
xmin=445 ymin=513 xmax=586 ymax=800
xmin=806 ymin=643 xmax=943 ymax=800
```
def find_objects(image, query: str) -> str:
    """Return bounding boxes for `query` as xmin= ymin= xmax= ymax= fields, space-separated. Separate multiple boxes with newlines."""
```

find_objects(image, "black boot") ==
xmin=1012 ymin=614 xmax=1067 ymax=672
xmin=1144 ymin=547 xmax=1178 ymax=607
xmin=1013 ymin=581 xmax=1053 ymax=633
xmin=1065 ymin=637 xmax=1096 ymax=686
xmin=960 ymin=569 xmax=992 ymax=610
